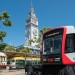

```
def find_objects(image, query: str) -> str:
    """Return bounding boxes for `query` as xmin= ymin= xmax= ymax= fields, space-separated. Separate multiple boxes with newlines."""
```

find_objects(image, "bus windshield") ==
xmin=43 ymin=28 xmax=63 ymax=55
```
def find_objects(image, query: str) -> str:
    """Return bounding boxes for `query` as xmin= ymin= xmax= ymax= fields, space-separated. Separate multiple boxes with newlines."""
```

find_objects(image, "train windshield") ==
xmin=43 ymin=28 xmax=63 ymax=55
xmin=44 ymin=35 xmax=62 ymax=55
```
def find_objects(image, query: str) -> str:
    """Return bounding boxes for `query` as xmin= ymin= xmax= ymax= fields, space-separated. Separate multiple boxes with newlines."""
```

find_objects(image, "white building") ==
xmin=25 ymin=2 xmax=39 ymax=47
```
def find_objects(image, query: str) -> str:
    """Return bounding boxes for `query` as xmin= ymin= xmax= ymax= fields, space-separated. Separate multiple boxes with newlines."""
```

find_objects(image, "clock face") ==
xmin=32 ymin=19 xmax=37 ymax=25
xmin=26 ymin=29 xmax=30 ymax=35
xmin=33 ymin=29 xmax=37 ymax=36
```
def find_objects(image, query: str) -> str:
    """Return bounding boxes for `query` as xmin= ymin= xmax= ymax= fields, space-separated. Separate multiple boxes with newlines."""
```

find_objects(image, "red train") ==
xmin=42 ymin=26 xmax=75 ymax=64
xmin=25 ymin=26 xmax=75 ymax=75
xmin=41 ymin=26 xmax=75 ymax=75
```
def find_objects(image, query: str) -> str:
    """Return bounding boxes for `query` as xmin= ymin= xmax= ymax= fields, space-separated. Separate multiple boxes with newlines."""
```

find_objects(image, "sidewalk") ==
xmin=0 ymin=69 xmax=25 ymax=75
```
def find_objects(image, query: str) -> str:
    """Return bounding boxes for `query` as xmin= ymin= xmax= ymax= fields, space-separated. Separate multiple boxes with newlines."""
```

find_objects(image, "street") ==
xmin=0 ymin=69 xmax=25 ymax=75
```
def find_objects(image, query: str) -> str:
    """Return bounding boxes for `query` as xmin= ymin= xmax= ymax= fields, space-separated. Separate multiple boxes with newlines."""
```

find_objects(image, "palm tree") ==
xmin=39 ymin=27 xmax=52 ymax=37
xmin=36 ymin=27 xmax=52 ymax=48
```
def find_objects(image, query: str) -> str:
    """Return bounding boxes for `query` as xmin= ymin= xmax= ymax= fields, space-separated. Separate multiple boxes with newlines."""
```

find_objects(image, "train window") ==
xmin=65 ymin=34 xmax=75 ymax=53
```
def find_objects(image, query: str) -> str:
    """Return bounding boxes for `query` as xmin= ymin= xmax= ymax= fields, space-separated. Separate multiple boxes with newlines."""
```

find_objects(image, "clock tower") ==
xmin=25 ymin=2 xmax=38 ymax=47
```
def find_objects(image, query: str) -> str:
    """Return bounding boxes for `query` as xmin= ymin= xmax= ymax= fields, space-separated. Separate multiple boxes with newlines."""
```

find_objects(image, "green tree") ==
xmin=4 ymin=45 xmax=16 ymax=52
xmin=0 ymin=31 xmax=6 ymax=42
xmin=0 ymin=11 xmax=12 ymax=26
xmin=0 ymin=11 xmax=12 ymax=51
xmin=0 ymin=43 xmax=7 ymax=51
xmin=17 ymin=46 xmax=30 ymax=53
xmin=29 ymin=39 xmax=34 ymax=46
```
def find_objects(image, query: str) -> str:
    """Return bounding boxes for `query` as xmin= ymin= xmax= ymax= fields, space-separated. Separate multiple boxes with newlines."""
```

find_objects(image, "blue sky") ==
xmin=0 ymin=0 xmax=75 ymax=47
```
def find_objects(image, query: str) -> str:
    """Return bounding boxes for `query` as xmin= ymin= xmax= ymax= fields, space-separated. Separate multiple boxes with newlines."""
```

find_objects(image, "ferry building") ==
xmin=24 ymin=2 xmax=40 ymax=55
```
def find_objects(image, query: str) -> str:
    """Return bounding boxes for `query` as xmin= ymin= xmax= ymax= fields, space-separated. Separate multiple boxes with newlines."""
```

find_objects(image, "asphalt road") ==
xmin=0 ymin=69 xmax=25 ymax=75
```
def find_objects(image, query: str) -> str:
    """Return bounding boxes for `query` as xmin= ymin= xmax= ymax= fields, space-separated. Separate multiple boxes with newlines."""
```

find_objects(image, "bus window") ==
xmin=65 ymin=34 xmax=75 ymax=53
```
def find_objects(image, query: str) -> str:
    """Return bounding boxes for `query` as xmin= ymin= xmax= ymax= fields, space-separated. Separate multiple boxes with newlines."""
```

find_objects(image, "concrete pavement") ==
xmin=0 ymin=69 xmax=25 ymax=75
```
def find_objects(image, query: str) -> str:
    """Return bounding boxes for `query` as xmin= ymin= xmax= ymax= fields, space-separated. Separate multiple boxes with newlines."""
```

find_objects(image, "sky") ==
xmin=0 ymin=0 xmax=75 ymax=47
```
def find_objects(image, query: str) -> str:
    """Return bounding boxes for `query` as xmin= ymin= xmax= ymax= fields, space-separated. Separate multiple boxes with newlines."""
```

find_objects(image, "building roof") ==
xmin=0 ymin=52 xmax=7 ymax=56
xmin=3 ymin=51 xmax=40 ymax=58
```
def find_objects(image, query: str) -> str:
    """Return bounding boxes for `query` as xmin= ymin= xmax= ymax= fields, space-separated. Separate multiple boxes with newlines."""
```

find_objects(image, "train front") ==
xmin=42 ymin=26 xmax=75 ymax=65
